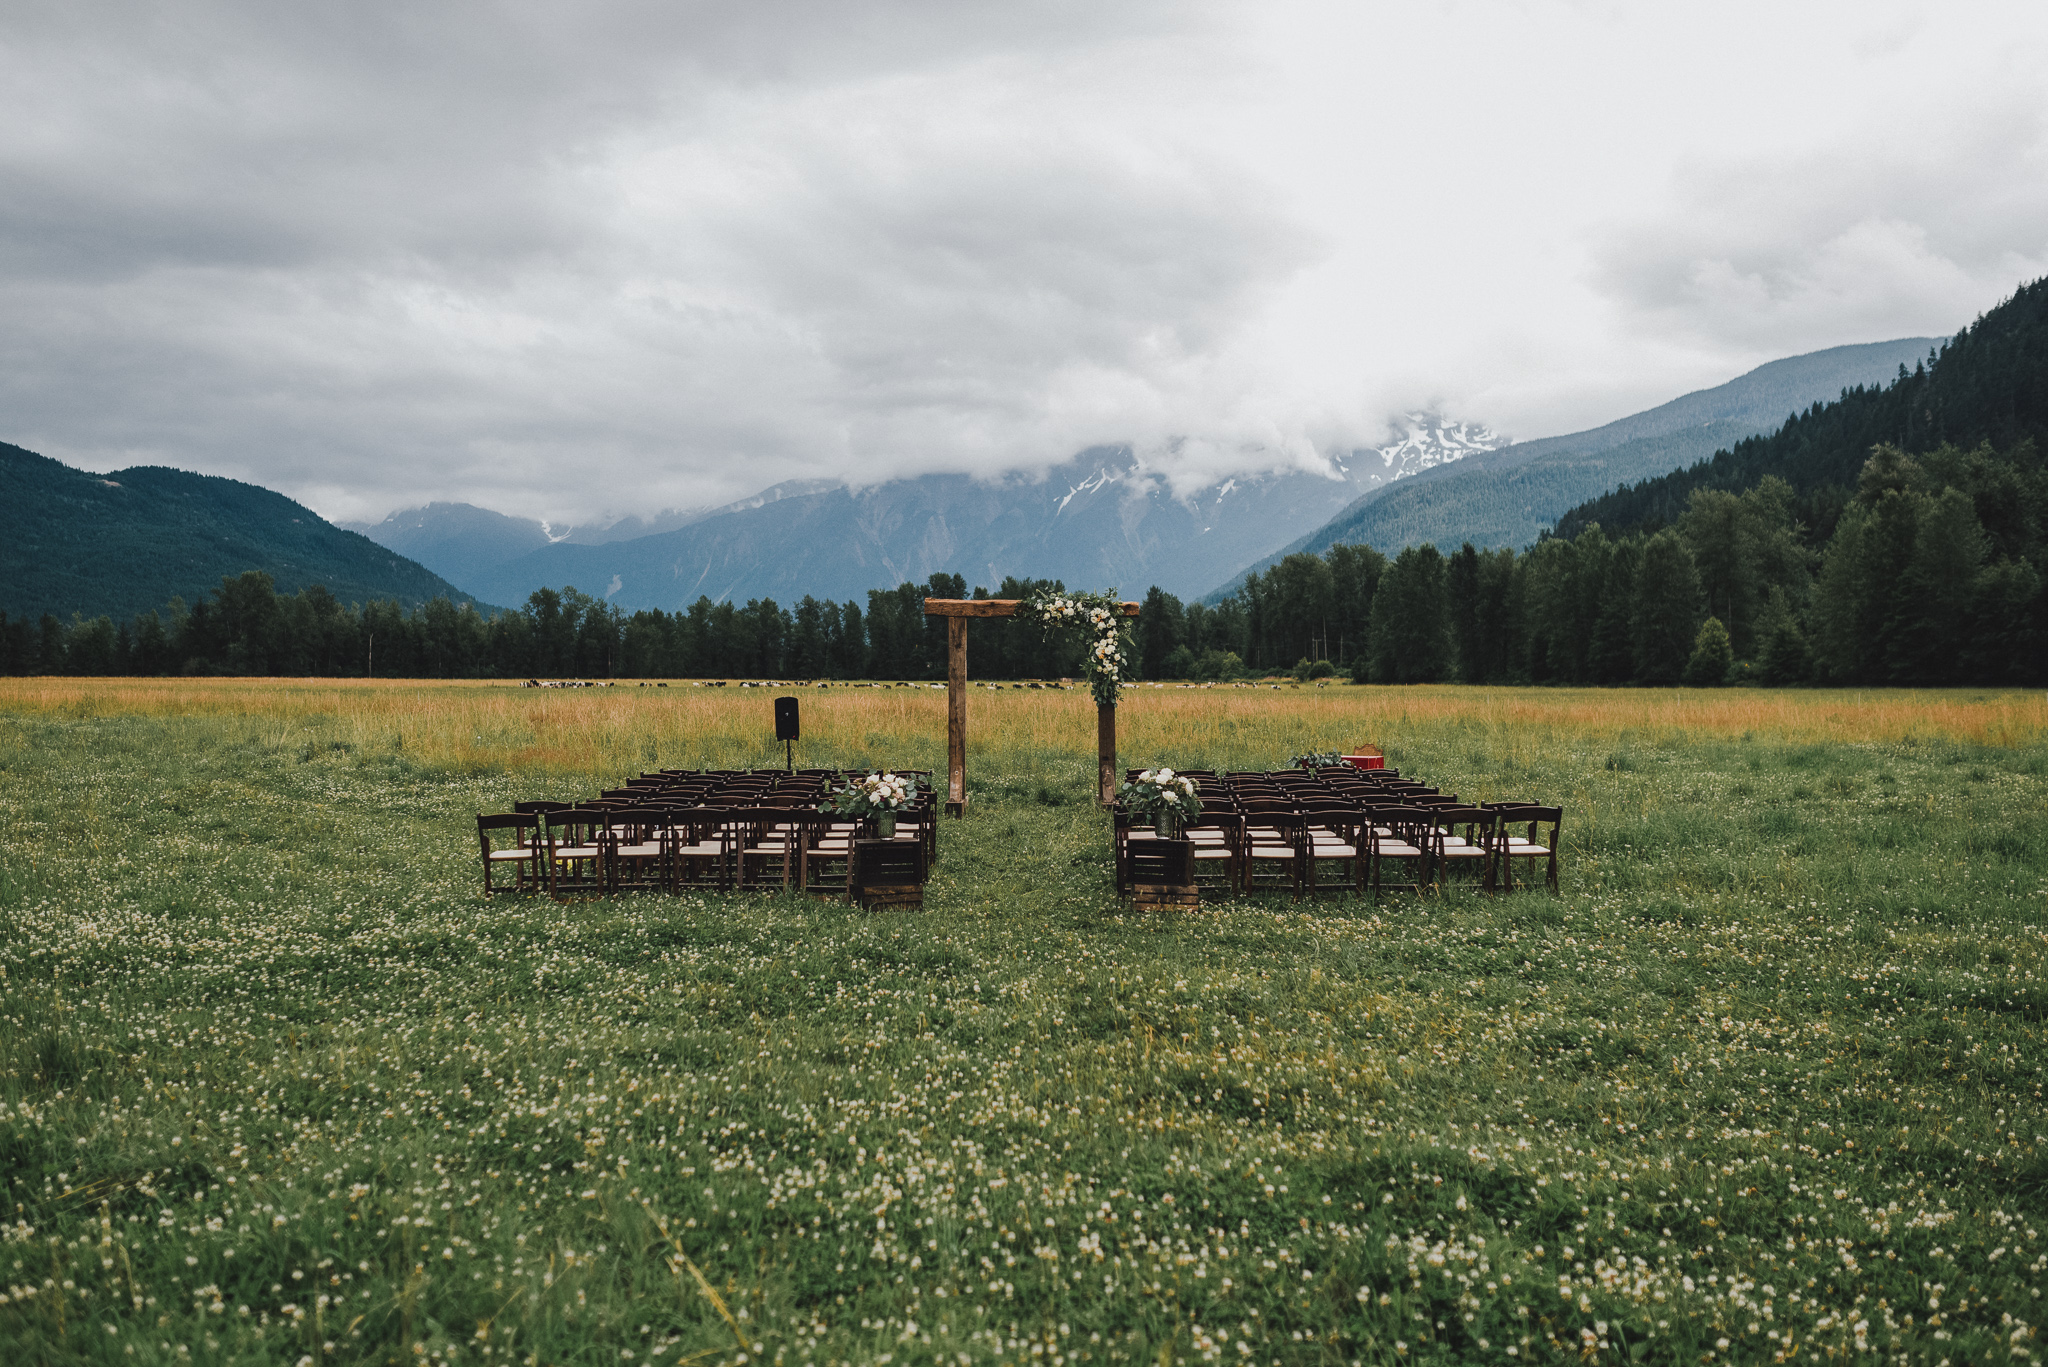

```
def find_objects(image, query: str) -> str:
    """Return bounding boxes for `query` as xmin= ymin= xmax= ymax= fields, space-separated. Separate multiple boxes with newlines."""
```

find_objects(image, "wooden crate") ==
xmin=1132 ymin=881 xmax=1199 ymax=910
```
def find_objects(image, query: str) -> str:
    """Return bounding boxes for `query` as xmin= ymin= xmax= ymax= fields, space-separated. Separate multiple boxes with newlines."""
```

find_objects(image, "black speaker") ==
xmin=774 ymin=695 xmax=800 ymax=742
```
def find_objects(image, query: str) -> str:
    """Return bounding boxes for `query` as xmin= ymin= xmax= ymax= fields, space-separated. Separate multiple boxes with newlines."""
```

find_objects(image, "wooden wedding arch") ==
xmin=922 ymin=597 xmax=1141 ymax=815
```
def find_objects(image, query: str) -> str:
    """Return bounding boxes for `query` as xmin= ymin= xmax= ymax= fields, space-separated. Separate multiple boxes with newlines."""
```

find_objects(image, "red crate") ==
xmin=1342 ymin=748 xmax=1384 ymax=771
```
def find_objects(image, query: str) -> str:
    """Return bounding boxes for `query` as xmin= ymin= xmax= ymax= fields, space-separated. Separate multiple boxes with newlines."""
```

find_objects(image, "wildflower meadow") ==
xmin=0 ymin=679 xmax=2044 ymax=1366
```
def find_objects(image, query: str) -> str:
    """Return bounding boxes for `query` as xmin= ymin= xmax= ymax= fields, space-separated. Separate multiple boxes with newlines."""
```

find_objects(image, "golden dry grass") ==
xmin=2 ymin=677 xmax=2043 ymax=781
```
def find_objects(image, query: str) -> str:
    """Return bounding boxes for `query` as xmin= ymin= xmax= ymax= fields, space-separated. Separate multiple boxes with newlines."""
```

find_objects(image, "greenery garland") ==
xmin=1015 ymin=588 xmax=1133 ymax=707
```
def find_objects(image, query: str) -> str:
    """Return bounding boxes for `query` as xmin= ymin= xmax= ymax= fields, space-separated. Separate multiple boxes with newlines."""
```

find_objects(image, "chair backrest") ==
xmin=544 ymin=806 xmax=610 ymax=846
xmin=477 ymin=813 xmax=537 ymax=854
xmin=1299 ymin=805 xmax=1362 ymax=834
xmin=1487 ymin=803 xmax=1562 ymax=836
xmin=1431 ymin=804 xmax=1497 ymax=843
xmin=612 ymin=806 xmax=683 ymax=840
xmin=514 ymin=800 xmax=573 ymax=815
xmin=1365 ymin=804 xmax=1436 ymax=846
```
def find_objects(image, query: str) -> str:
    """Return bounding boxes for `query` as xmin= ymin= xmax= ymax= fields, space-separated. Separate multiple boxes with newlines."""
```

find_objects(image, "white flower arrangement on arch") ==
xmin=1016 ymin=588 xmax=1134 ymax=708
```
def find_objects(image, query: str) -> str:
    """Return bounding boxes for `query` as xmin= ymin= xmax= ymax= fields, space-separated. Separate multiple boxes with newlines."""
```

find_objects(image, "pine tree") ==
xmin=1754 ymin=587 xmax=1813 ymax=685
xmin=1683 ymin=616 xmax=1733 ymax=686
xmin=1588 ymin=540 xmax=1642 ymax=683
xmin=1631 ymin=532 xmax=1701 ymax=685
xmin=1366 ymin=545 xmax=1451 ymax=683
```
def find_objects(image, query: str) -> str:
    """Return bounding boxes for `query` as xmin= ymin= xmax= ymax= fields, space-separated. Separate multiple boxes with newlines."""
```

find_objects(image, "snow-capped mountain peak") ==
xmin=1375 ymin=413 xmax=1505 ymax=479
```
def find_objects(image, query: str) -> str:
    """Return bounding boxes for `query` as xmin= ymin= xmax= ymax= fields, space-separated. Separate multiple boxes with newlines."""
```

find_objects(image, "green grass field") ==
xmin=1 ymin=682 xmax=2044 ymax=1366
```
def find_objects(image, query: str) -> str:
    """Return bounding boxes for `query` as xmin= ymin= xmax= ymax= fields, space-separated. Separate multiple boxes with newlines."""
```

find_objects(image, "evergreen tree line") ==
xmin=6 ymin=442 xmax=2040 ymax=686
xmin=1206 ymin=441 xmax=2043 ymax=686
xmin=0 ymin=571 xmax=1223 ymax=682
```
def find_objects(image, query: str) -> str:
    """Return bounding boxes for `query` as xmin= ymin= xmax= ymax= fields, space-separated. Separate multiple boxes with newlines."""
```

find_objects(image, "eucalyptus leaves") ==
xmin=1015 ymin=588 xmax=1133 ymax=708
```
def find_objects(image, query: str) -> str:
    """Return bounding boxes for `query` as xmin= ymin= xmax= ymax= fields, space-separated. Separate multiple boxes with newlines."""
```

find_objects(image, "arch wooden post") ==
xmin=1097 ymin=702 xmax=1117 ymax=806
xmin=922 ymin=597 xmax=1140 ymax=816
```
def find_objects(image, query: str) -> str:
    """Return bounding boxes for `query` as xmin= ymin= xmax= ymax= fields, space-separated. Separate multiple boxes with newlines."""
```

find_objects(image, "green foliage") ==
xmin=1366 ymin=545 xmax=1451 ymax=683
xmin=0 ymin=442 xmax=484 ymax=622
xmin=1755 ymin=589 xmax=1814 ymax=686
xmin=1632 ymin=532 xmax=1703 ymax=685
xmin=1682 ymin=616 xmax=1734 ymax=686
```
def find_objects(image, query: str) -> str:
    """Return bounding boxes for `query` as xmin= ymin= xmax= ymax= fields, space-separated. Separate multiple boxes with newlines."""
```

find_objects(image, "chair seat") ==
xmin=1376 ymin=842 xmax=1423 ymax=858
xmin=551 ymin=845 xmax=603 ymax=860
xmin=1312 ymin=843 xmax=1358 ymax=858
xmin=1505 ymin=843 xmax=1553 ymax=856
xmin=487 ymin=848 xmax=537 ymax=861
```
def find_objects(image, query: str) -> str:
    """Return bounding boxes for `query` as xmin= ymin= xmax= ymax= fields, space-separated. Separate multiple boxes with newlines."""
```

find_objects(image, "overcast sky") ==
xmin=4 ymin=0 xmax=2045 ymax=524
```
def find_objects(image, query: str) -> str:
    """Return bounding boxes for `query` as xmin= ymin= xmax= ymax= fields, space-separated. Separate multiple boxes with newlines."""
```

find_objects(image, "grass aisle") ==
xmin=0 ymin=684 xmax=2044 ymax=1365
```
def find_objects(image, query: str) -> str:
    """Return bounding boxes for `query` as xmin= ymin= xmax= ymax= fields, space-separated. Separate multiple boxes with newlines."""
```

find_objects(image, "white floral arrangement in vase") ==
xmin=821 ymin=772 xmax=915 ymax=837
xmin=1117 ymin=767 xmax=1201 ymax=836
xmin=1016 ymin=588 xmax=1133 ymax=708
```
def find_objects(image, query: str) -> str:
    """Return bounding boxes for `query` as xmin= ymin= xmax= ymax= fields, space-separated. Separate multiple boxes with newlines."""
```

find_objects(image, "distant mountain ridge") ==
xmin=1 ymin=442 xmax=488 ymax=622
xmin=1551 ymin=281 xmax=2048 ymax=540
xmin=354 ymin=417 xmax=1505 ymax=609
xmin=1202 ymin=336 xmax=1940 ymax=600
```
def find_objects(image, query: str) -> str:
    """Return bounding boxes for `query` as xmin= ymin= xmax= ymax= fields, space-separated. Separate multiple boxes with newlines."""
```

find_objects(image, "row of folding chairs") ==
xmin=1118 ymin=802 xmax=1559 ymax=901
xmin=477 ymin=769 xmax=936 ymax=902
xmin=479 ymin=804 xmax=933 ymax=901
xmin=1117 ymin=768 xmax=1559 ymax=900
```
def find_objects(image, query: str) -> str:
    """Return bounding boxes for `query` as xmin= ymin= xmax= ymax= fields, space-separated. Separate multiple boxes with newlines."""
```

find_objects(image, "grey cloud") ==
xmin=8 ymin=0 xmax=2046 ymax=529
xmin=1593 ymin=100 xmax=2048 ymax=352
xmin=0 ymin=0 xmax=1301 ymax=521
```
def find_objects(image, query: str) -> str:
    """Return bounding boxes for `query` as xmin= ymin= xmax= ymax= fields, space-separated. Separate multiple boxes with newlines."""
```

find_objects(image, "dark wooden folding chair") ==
xmin=1364 ymin=804 xmax=1434 ymax=895
xmin=1300 ymin=805 xmax=1367 ymax=898
xmin=1241 ymin=810 xmax=1306 ymax=900
xmin=1428 ymin=805 xmax=1499 ymax=892
xmin=1183 ymin=812 xmax=1244 ymax=896
xmin=608 ymin=806 xmax=679 ymax=893
xmin=791 ymin=810 xmax=858 ymax=898
xmin=543 ymin=806 xmax=610 ymax=898
xmin=1489 ymin=804 xmax=1563 ymax=892
xmin=731 ymin=811 xmax=796 ymax=891
xmin=477 ymin=814 xmax=543 ymax=896
xmin=669 ymin=808 xmax=734 ymax=891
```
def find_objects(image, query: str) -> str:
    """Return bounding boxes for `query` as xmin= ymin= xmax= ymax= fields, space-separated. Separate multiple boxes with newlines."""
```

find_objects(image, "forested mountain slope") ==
xmin=0 ymin=443 xmax=486 ymax=622
xmin=1206 ymin=337 xmax=1938 ymax=600
xmin=1553 ymin=279 xmax=2048 ymax=540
